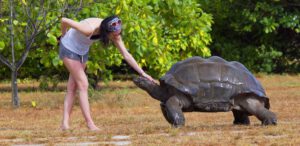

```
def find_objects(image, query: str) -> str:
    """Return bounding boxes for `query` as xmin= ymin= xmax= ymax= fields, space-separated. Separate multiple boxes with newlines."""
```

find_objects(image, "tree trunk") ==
xmin=9 ymin=0 xmax=19 ymax=108
xmin=11 ymin=69 xmax=19 ymax=107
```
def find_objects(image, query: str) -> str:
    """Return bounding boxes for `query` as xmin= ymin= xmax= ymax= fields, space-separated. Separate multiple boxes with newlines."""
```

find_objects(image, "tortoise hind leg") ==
xmin=160 ymin=96 xmax=185 ymax=128
xmin=259 ymin=109 xmax=277 ymax=125
xmin=232 ymin=109 xmax=250 ymax=125
xmin=236 ymin=96 xmax=277 ymax=125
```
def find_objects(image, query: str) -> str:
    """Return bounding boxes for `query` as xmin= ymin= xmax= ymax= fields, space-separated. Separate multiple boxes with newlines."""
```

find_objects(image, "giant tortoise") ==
xmin=133 ymin=56 xmax=277 ymax=127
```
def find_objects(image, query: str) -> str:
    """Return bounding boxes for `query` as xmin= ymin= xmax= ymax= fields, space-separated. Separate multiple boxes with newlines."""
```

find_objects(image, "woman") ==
xmin=59 ymin=15 xmax=155 ymax=131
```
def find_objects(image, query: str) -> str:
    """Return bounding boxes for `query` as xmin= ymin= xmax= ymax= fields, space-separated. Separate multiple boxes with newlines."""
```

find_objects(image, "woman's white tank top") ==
xmin=61 ymin=20 xmax=96 ymax=55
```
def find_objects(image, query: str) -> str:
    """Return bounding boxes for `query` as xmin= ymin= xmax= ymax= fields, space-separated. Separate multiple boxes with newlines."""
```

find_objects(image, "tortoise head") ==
xmin=133 ymin=76 xmax=157 ymax=91
xmin=133 ymin=76 xmax=169 ymax=102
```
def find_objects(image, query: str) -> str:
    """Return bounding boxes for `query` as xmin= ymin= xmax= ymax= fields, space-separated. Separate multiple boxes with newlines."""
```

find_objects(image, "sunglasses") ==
xmin=110 ymin=19 xmax=122 ymax=27
xmin=107 ymin=18 xmax=122 ymax=32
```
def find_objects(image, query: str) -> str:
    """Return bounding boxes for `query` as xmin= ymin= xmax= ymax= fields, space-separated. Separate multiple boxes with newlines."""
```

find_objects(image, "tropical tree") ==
xmin=0 ymin=0 xmax=214 ymax=96
xmin=0 ymin=0 xmax=82 ymax=107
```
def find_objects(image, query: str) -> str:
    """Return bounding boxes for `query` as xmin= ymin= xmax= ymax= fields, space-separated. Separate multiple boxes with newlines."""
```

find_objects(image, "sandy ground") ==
xmin=0 ymin=75 xmax=299 ymax=145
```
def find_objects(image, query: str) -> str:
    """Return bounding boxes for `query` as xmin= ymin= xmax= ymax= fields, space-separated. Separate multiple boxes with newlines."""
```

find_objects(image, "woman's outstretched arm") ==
xmin=113 ymin=36 xmax=155 ymax=82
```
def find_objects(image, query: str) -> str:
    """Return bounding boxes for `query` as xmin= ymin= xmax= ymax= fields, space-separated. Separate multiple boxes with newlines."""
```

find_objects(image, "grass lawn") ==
xmin=0 ymin=75 xmax=300 ymax=145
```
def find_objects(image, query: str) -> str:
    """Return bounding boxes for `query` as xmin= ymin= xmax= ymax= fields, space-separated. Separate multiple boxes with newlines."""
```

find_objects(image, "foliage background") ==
xmin=201 ymin=0 xmax=300 ymax=73
xmin=0 ymin=0 xmax=299 ymax=84
xmin=0 ymin=0 xmax=212 ymax=84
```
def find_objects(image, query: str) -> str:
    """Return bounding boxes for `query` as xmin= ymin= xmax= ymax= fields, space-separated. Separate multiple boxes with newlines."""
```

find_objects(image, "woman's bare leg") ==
xmin=61 ymin=74 xmax=77 ymax=130
xmin=62 ymin=58 xmax=99 ymax=131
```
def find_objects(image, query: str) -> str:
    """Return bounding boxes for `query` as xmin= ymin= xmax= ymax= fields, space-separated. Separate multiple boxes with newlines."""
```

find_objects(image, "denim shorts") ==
xmin=59 ymin=43 xmax=88 ymax=63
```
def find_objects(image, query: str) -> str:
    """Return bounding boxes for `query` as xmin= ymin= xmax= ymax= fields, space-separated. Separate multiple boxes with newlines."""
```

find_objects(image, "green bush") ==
xmin=200 ymin=0 xmax=300 ymax=73
xmin=0 ymin=0 xmax=213 ymax=81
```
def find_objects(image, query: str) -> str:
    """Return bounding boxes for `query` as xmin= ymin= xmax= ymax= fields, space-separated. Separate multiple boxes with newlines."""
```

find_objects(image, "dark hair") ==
xmin=91 ymin=15 xmax=121 ymax=47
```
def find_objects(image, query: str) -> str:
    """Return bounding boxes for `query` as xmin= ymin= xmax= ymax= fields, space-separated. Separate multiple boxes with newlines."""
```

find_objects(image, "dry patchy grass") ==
xmin=0 ymin=75 xmax=300 ymax=145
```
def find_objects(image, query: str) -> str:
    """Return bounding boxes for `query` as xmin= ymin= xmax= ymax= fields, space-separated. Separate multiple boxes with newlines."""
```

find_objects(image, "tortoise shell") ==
xmin=160 ymin=56 xmax=269 ymax=111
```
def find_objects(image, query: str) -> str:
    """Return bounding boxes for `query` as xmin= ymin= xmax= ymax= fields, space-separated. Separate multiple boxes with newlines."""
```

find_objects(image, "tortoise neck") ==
xmin=147 ymin=84 xmax=169 ymax=102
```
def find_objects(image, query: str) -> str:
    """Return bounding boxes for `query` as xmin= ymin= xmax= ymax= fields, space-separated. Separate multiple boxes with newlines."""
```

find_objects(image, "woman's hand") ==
xmin=141 ymin=72 xmax=156 ymax=83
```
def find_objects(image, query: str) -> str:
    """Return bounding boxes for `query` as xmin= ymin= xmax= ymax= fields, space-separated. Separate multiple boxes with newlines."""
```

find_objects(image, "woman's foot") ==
xmin=60 ymin=125 xmax=70 ymax=131
xmin=87 ymin=123 xmax=100 ymax=131
xmin=60 ymin=123 xmax=70 ymax=131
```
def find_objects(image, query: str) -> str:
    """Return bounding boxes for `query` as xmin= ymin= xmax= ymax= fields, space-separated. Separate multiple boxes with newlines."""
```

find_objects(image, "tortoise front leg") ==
xmin=160 ymin=96 xmax=185 ymax=128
